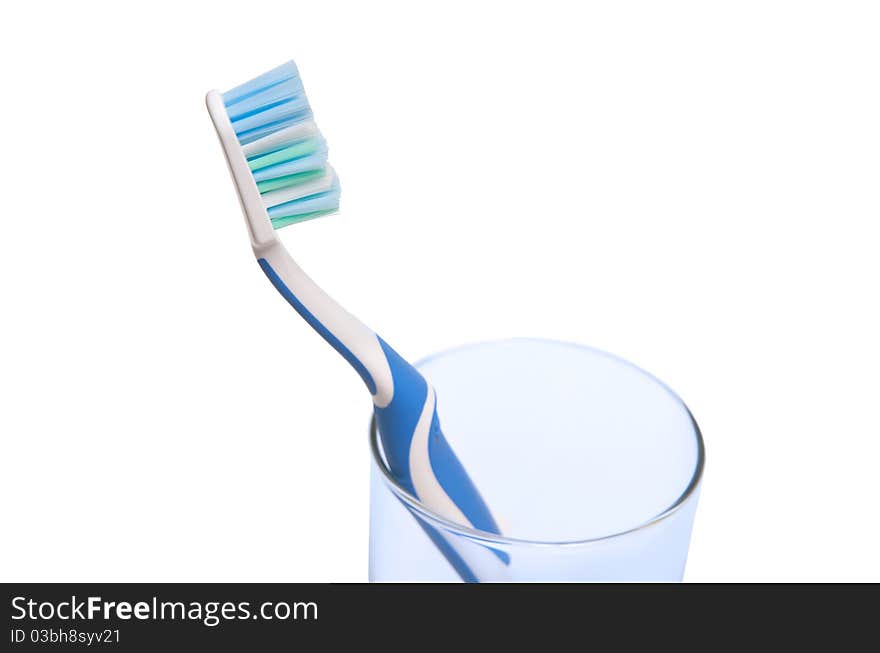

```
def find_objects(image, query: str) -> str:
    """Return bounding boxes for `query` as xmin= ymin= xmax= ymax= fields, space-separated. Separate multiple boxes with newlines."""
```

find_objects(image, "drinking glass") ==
xmin=368 ymin=338 xmax=705 ymax=582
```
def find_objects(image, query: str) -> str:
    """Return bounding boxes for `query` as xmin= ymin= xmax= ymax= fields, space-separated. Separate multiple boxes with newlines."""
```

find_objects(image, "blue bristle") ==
xmin=233 ymin=105 xmax=312 ymax=144
xmin=222 ymin=61 xmax=313 ymax=145
xmin=222 ymin=61 xmax=300 ymax=107
xmin=225 ymin=77 xmax=306 ymax=122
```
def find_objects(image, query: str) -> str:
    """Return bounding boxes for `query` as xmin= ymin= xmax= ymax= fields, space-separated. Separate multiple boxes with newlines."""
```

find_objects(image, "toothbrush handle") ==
xmin=256 ymin=243 xmax=506 ymax=571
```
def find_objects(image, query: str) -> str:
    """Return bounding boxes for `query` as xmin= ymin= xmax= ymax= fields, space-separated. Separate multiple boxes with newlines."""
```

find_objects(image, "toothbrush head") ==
xmin=206 ymin=61 xmax=340 ymax=250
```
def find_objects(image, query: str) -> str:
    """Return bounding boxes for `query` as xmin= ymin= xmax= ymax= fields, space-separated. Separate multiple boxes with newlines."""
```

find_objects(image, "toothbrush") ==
xmin=206 ymin=61 xmax=505 ymax=580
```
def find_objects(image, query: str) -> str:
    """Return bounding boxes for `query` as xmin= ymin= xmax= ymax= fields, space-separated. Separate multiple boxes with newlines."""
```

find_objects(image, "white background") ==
xmin=1 ymin=1 xmax=878 ymax=582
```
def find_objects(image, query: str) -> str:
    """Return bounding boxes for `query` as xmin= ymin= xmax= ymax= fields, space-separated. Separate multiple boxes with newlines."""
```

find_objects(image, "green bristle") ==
xmin=248 ymin=138 xmax=320 ymax=172
xmin=270 ymin=209 xmax=336 ymax=229
xmin=256 ymin=169 xmax=324 ymax=194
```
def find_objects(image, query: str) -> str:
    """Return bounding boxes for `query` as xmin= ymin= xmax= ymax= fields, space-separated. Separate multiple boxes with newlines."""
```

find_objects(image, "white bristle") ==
xmin=241 ymin=120 xmax=320 ymax=158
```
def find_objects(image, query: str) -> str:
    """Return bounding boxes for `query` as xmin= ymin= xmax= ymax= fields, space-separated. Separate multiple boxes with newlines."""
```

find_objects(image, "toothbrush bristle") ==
xmin=223 ymin=61 xmax=340 ymax=229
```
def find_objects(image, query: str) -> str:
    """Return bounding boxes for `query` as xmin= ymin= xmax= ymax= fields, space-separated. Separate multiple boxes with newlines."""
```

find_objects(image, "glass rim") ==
xmin=368 ymin=337 xmax=706 ymax=548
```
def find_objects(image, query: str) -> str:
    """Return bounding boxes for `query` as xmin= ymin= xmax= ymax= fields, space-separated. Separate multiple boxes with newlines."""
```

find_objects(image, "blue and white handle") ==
xmin=257 ymin=244 xmax=507 ymax=580
xmin=257 ymin=243 xmax=498 ymax=529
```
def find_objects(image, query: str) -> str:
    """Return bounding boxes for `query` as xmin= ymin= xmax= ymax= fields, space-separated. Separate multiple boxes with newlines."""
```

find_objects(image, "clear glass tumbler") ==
xmin=369 ymin=339 xmax=705 ymax=582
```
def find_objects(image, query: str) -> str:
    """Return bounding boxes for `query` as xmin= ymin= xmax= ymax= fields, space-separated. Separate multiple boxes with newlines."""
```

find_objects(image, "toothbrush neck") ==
xmin=256 ymin=241 xmax=395 ymax=406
